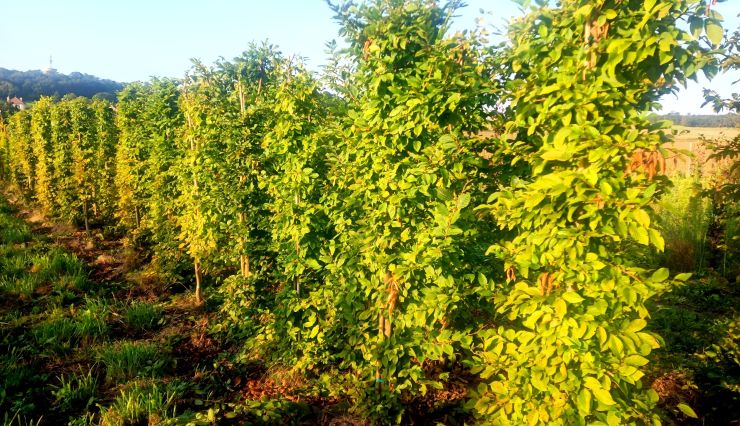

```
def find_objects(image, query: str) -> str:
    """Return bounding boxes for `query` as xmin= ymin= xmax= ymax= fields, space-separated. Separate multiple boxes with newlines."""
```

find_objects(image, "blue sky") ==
xmin=1 ymin=0 xmax=737 ymax=114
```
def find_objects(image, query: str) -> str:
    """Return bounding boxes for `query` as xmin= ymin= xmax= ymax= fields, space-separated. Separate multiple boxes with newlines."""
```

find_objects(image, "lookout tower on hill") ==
xmin=43 ymin=56 xmax=57 ymax=75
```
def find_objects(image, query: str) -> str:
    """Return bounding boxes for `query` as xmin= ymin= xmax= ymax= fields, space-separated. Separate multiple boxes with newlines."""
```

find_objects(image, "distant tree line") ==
xmin=0 ymin=67 xmax=123 ymax=104
xmin=654 ymin=112 xmax=739 ymax=127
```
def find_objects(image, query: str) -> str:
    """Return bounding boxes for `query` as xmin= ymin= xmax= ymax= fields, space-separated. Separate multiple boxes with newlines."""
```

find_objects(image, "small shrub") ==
xmin=97 ymin=341 xmax=166 ymax=382
xmin=98 ymin=381 xmax=179 ymax=426
xmin=50 ymin=369 xmax=98 ymax=412
xmin=123 ymin=302 xmax=163 ymax=332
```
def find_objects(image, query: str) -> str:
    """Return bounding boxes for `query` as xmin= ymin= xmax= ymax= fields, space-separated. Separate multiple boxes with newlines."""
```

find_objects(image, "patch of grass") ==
xmin=74 ymin=298 xmax=110 ymax=343
xmin=0 ymin=412 xmax=43 ymax=426
xmin=31 ymin=249 xmax=90 ymax=292
xmin=652 ymin=175 xmax=712 ymax=272
xmin=0 ymin=244 xmax=91 ymax=298
xmin=0 ymin=251 xmax=32 ymax=281
xmin=0 ymin=226 xmax=32 ymax=245
xmin=123 ymin=301 xmax=163 ymax=332
xmin=32 ymin=316 xmax=78 ymax=353
xmin=65 ymin=413 xmax=96 ymax=426
xmin=34 ymin=248 xmax=85 ymax=279
xmin=97 ymin=341 xmax=167 ymax=382
xmin=0 ymin=214 xmax=32 ymax=245
xmin=57 ymin=273 xmax=94 ymax=293
xmin=98 ymin=381 xmax=180 ymax=426
xmin=50 ymin=368 xmax=98 ymax=412
xmin=0 ymin=275 xmax=42 ymax=298
xmin=0 ymin=348 xmax=36 ymax=405
xmin=32 ymin=303 xmax=110 ymax=352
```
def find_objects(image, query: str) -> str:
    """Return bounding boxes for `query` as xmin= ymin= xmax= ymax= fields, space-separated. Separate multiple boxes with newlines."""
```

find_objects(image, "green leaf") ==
xmin=576 ymin=388 xmax=592 ymax=415
xmin=649 ymin=228 xmax=665 ymax=252
xmin=674 ymin=272 xmax=692 ymax=282
xmin=592 ymin=387 xmax=616 ymax=406
xmin=305 ymin=259 xmax=321 ymax=270
xmin=651 ymin=268 xmax=669 ymax=283
xmin=633 ymin=209 xmax=650 ymax=227
xmin=625 ymin=318 xmax=647 ymax=332
xmin=624 ymin=354 xmax=649 ymax=367
xmin=689 ymin=16 xmax=703 ymax=39
xmin=554 ymin=298 xmax=567 ymax=318
xmin=309 ymin=325 xmax=320 ymax=339
xmin=562 ymin=292 xmax=584 ymax=304
xmin=583 ymin=377 xmax=601 ymax=390
xmin=677 ymin=403 xmax=698 ymax=418
xmin=705 ymin=21 xmax=723 ymax=46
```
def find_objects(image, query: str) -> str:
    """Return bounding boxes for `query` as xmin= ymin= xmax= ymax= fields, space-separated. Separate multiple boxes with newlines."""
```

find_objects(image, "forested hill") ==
xmin=0 ymin=67 xmax=123 ymax=101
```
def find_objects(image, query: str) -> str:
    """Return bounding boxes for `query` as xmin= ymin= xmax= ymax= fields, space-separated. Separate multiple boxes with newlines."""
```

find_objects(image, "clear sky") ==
xmin=1 ymin=0 xmax=737 ymax=114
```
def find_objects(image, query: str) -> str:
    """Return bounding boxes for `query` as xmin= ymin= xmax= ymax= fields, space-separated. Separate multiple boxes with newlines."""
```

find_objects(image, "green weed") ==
xmin=97 ymin=341 xmax=167 ymax=382
xmin=0 ymin=412 xmax=43 ymax=426
xmin=74 ymin=299 xmax=110 ymax=343
xmin=0 ymin=252 xmax=32 ymax=280
xmin=32 ymin=304 xmax=110 ymax=352
xmin=56 ymin=273 xmax=93 ymax=293
xmin=32 ymin=316 xmax=78 ymax=353
xmin=123 ymin=301 xmax=163 ymax=332
xmin=98 ymin=381 xmax=179 ymax=426
xmin=34 ymin=248 xmax=85 ymax=279
xmin=50 ymin=368 xmax=98 ymax=412
xmin=0 ymin=275 xmax=41 ymax=297
xmin=0 ymin=225 xmax=32 ymax=245
xmin=65 ymin=413 xmax=96 ymax=426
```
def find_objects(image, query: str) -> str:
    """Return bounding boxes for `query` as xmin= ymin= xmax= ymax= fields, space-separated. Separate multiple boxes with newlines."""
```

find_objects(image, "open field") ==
xmin=665 ymin=126 xmax=739 ymax=176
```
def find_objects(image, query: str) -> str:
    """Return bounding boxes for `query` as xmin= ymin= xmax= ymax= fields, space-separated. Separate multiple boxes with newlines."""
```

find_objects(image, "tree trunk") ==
xmin=238 ymin=174 xmax=250 ymax=278
xmin=83 ymin=199 xmax=90 ymax=234
xmin=194 ymin=259 xmax=203 ymax=304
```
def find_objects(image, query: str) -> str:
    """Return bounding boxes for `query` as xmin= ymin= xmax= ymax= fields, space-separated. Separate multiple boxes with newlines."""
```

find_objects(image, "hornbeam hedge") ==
xmin=0 ymin=0 xmax=725 ymax=423
xmin=473 ymin=0 xmax=720 ymax=424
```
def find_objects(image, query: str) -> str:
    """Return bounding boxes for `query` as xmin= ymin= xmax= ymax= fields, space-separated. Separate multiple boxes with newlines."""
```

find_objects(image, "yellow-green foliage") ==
xmin=31 ymin=97 xmax=55 ymax=213
xmin=51 ymin=99 xmax=76 ymax=221
xmin=7 ymin=111 xmax=34 ymax=198
xmin=115 ymin=79 xmax=184 ymax=269
xmin=472 ymin=0 xmax=720 ymax=424
xmin=0 ymin=116 xmax=8 ymax=182
xmin=91 ymin=98 xmax=118 ymax=222
xmin=0 ymin=1 xmax=730 ymax=424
